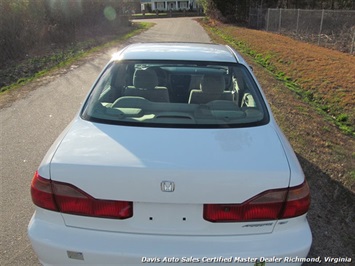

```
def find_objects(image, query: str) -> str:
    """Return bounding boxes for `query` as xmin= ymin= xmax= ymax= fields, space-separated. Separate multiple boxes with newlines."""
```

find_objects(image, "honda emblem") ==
xmin=161 ymin=181 xmax=175 ymax=192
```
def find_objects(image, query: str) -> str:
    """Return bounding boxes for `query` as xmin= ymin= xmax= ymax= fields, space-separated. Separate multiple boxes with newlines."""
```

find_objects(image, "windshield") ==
xmin=81 ymin=60 xmax=269 ymax=128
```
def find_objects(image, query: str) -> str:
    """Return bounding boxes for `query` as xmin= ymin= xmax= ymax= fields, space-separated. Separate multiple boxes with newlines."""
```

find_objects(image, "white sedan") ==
xmin=28 ymin=43 xmax=312 ymax=265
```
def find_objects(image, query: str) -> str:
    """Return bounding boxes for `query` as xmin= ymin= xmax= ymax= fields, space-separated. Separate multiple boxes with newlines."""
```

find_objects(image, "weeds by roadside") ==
xmin=199 ymin=19 xmax=355 ymax=136
xmin=198 ymin=18 xmax=354 ymax=192
xmin=0 ymin=22 xmax=153 ymax=94
xmin=198 ymin=18 xmax=355 ymax=262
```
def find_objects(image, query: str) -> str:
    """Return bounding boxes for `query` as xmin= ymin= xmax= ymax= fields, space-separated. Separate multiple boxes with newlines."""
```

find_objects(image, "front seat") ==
xmin=188 ymin=74 xmax=233 ymax=104
xmin=124 ymin=69 xmax=169 ymax=102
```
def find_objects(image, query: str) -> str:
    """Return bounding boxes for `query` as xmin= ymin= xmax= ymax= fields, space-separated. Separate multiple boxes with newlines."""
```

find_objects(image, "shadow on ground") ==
xmin=297 ymin=154 xmax=355 ymax=265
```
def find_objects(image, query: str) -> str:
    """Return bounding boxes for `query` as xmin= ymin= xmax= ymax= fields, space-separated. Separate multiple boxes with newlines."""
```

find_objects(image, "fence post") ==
xmin=318 ymin=9 xmax=325 ymax=45
xmin=266 ymin=8 xmax=270 ymax=31
xmin=278 ymin=8 xmax=282 ymax=33
xmin=248 ymin=6 xmax=251 ymax=28
xmin=296 ymin=9 xmax=300 ymax=35
xmin=351 ymin=27 xmax=355 ymax=54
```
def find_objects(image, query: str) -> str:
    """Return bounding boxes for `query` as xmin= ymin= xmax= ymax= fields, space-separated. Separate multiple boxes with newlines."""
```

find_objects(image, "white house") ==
xmin=140 ymin=0 xmax=199 ymax=11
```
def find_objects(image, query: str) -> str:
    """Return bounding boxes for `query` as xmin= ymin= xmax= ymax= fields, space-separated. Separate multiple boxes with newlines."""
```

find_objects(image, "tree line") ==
xmin=197 ymin=0 xmax=355 ymax=23
xmin=0 ymin=0 xmax=132 ymax=66
xmin=1 ymin=0 xmax=354 ymax=65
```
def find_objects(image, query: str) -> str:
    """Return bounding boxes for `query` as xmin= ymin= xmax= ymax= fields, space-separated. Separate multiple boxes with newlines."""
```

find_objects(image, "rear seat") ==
xmin=124 ymin=69 xmax=170 ymax=102
xmin=188 ymin=74 xmax=233 ymax=104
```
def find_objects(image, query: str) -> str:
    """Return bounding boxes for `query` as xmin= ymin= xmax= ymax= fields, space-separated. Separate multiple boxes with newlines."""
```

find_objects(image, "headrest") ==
xmin=133 ymin=69 xmax=158 ymax=89
xmin=200 ymin=74 xmax=225 ymax=93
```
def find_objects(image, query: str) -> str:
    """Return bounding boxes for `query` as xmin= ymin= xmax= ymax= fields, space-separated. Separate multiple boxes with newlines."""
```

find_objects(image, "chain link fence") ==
xmin=249 ymin=8 xmax=355 ymax=54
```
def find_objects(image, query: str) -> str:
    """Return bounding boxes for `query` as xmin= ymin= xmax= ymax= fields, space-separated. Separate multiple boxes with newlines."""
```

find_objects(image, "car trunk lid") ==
xmin=50 ymin=119 xmax=290 ymax=235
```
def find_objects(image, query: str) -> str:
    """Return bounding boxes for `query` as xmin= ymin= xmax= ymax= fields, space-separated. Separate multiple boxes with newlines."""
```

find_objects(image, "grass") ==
xmin=199 ymin=19 xmax=355 ymax=136
xmin=199 ymin=18 xmax=355 ymax=192
xmin=0 ymin=22 xmax=153 ymax=94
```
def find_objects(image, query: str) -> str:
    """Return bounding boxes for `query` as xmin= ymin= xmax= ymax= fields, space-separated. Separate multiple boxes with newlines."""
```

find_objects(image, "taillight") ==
xmin=203 ymin=181 xmax=310 ymax=222
xmin=282 ymin=181 xmax=310 ymax=218
xmin=30 ymin=171 xmax=133 ymax=219
xmin=31 ymin=171 xmax=58 ymax=211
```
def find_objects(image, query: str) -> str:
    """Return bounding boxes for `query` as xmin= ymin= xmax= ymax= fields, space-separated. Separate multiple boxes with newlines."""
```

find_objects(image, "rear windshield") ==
xmin=81 ymin=60 xmax=269 ymax=128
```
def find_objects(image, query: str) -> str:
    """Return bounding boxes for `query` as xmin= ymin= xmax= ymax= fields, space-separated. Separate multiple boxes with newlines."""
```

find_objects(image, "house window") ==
xmin=180 ymin=1 xmax=188 ymax=9
xmin=157 ymin=2 xmax=164 ymax=10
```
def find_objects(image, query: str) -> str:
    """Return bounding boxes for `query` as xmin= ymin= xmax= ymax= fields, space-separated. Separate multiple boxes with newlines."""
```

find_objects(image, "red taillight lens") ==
xmin=30 ymin=171 xmax=132 ymax=219
xmin=204 ymin=190 xmax=287 ymax=222
xmin=52 ymin=182 xmax=132 ymax=219
xmin=281 ymin=181 xmax=310 ymax=218
xmin=204 ymin=181 xmax=310 ymax=222
xmin=31 ymin=171 xmax=58 ymax=211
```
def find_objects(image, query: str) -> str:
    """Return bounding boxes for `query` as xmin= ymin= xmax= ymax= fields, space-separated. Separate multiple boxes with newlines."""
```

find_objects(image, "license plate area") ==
xmin=130 ymin=203 xmax=204 ymax=233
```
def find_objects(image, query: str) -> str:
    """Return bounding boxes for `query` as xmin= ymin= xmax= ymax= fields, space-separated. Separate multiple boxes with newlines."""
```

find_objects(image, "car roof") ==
xmin=112 ymin=43 xmax=245 ymax=64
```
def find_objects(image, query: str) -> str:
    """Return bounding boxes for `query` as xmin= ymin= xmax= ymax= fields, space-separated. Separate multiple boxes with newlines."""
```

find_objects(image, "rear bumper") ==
xmin=28 ymin=209 xmax=312 ymax=266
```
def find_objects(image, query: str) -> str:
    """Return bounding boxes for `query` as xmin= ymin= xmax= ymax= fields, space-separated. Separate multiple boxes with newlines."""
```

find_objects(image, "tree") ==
xmin=198 ymin=0 xmax=354 ymax=25
xmin=198 ymin=0 xmax=253 ymax=23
